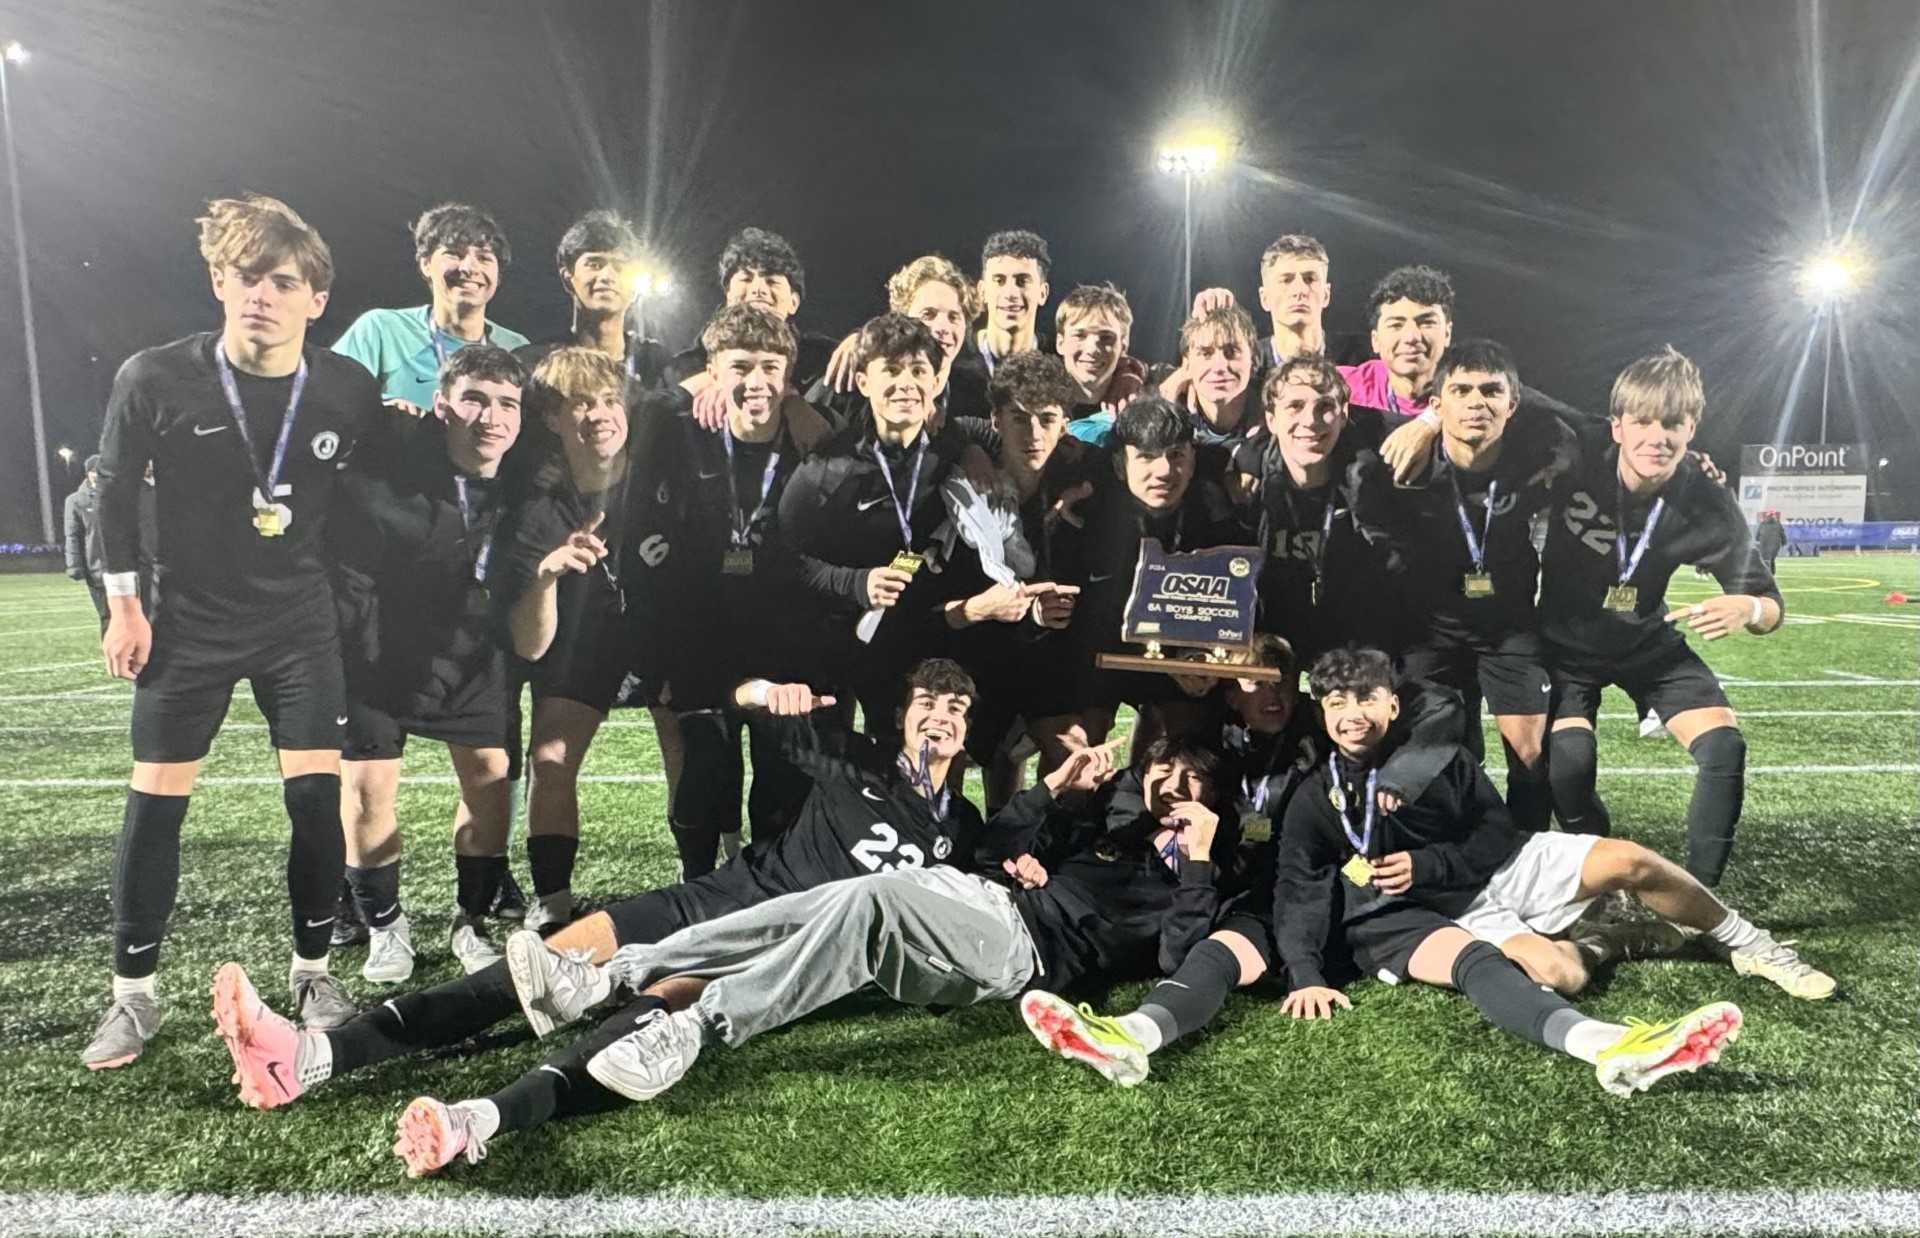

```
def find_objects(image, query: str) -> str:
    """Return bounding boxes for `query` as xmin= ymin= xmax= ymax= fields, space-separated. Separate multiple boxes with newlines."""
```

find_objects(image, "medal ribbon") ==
xmin=1328 ymin=754 xmax=1378 ymax=856
xmin=870 ymin=436 xmax=927 ymax=551
xmin=721 ymin=425 xmax=781 ymax=548
xmin=214 ymin=344 xmax=307 ymax=509
xmin=452 ymin=475 xmax=493 ymax=584
xmin=898 ymin=740 xmax=950 ymax=822
xmin=1449 ymin=471 xmax=1499 ymax=575
xmin=1614 ymin=487 xmax=1666 ymax=585
xmin=425 ymin=307 xmax=494 ymax=371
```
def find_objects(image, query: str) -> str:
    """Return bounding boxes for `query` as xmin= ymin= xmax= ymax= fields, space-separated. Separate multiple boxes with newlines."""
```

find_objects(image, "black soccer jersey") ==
xmin=1274 ymin=743 xmax=1523 ymax=990
xmin=1539 ymin=426 xmax=1782 ymax=671
xmin=1370 ymin=409 xmax=1578 ymax=643
xmin=739 ymin=715 xmax=986 ymax=894
xmin=329 ymin=415 xmax=507 ymax=725
xmin=95 ymin=333 xmax=381 ymax=624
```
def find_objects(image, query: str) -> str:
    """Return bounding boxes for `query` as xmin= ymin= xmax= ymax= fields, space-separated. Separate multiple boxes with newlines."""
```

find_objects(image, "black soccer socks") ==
xmin=344 ymin=860 xmax=403 ymax=931
xmin=1138 ymin=937 xmax=1242 ymax=1047
xmin=488 ymin=995 xmax=669 ymax=1132
xmin=1547 ymin=727 xmax=1612 ymax=836
xmin=284 ymin=772 xmax=345 ymax=960
xmin=1685 ymin=727 xmax=1746 ymax=886
xmin=111 ymin=790 xmax=189 ymax=978
xmin=1451 ymin=939 xmax=1577 ymax=1046
xmin=325 ymin=959 xmax=521 ymax=1073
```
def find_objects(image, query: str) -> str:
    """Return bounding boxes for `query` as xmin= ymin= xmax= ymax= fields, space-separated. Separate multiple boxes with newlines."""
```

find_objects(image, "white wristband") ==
xmin=102 ymin=571 xmax=139 ymax=598
xmin=1416 ymin=408 xmax=1440 ymax=428
xmin=1749 ymin=597 xmax=1765 ymax=628
xmin=744 ymin=679 xmax=772 ymax=708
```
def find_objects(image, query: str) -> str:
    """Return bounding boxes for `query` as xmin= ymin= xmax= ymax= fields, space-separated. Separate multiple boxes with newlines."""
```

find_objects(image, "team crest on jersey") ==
xmin=932 ymin=836 xmax=952 ymax=860
xmin=311 ymin=430 xmax=340 ymax=461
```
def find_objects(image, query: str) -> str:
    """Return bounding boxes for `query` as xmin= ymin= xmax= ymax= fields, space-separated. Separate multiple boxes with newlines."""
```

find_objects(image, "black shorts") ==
xmin=1401 ymin=627 xmax=1551 ymax=718
xmin=1212 ymin=908 xmax=1277 ymax=968
xmin=674 ymin=706 xmax=810 ymax=837
xmin=1550 ymin=641 xmax=1729 ymax=726
xmin=603 ymin=860 xmax=775 ymax=947
xmin=1346 ymin=903 xmax=1457 ymax=983
xmin=341 ymin=698 xmax=509 ymax=761
xmin=132 ymin=607 xmax=345 ymax=763
xmin=528 ymin=600 xmax=632 ymax=715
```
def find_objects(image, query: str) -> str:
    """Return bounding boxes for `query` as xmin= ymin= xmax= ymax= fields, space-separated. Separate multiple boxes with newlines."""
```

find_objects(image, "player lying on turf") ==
xmin=1028 ymin=648 xmax=1831 ymax=1094
xmin=382 ymin=733 xmax=1233 ymax=1177
xmin=211 ymin=659 xmax=992 ymax=1109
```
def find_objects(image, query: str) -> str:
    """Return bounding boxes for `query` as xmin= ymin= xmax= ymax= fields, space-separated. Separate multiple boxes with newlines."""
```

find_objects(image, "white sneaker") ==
xmin=586 ymin=1007 xmax=705 ymax=1101
xmin=1638 ymin=710 xmax=1668 ymax=739
xmin=1730 ymin=935 xmax=1836 ymax=1000
xmin=362 ymin=914 xmax=416 ymax=984
xmin=503 ymin=928 xmax=610 ymax=1038
xmin=449 ymin=917 xmax=502 ymax=975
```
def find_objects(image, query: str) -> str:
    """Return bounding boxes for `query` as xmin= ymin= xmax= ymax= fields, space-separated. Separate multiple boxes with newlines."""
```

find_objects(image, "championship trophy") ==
xmin=1095 ymin=538 xmax=1283 ymax=682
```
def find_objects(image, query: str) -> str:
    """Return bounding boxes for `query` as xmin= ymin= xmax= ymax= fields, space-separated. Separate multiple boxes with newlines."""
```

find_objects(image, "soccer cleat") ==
xmin=81 ymin=993 xmax=164 ymax=1070
xmin=488 ymin=870 xmax=528 ymax=922
xmin=291 ymin=972 xmax=357 ymax=1031
xmin=449 ymin=916 xmax=503 ymax=975
xmin=1594 ymin=1001 xmax=1743 ymax=1097
xmin=362 ymin=915 xmax=416 ymax=985
xmin=1638 ymin=710 xmax=1668 ymax=740
xmin=330 ymin=884 xmax=369 ymax=949
xmin=504 ymin=928 xmax=610 ymax=1038
xmin=212 ymin=962 xmax=307 ymax=1110
xmin=392 ymin=1096 xmax=489 ymax=1178
xmin=1730 ymin=936 xmax=1836 ymax=1000
xmin=1573 ymin=917 xmax=1691 ymax=968
xmin=1018 ymin=990 xmax=1150 ymax=1087
xmin=585 ymin=1007 xmax=704 ymax=1102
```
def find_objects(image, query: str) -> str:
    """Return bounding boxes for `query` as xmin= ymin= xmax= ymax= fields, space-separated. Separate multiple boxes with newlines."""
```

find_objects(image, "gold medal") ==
xmin=1604 ymin=584 xmax=1639 ymax=612
xmin=1462 ymin=572 xmax=1494 ymax=598
xmin=1341 ymin=853 xmax=1375 ymax=887
xmin=890 ymin=551 xmax=924 ymax=577
xmin=722 ymin=548 xmax=755 ymax=576
xmin=1242 ymin=813 xmax=1272 ymax=844
xmin=253 ymin=508 xmax=284 ymax=538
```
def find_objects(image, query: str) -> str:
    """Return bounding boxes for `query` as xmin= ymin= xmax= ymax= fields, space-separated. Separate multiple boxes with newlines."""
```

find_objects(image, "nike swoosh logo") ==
xmin=1089 ymin=573 xmax=1114 ymax=583
xmin=304 ymin=917 xmax=335 ymax=928
xmin=376 ymin=903 xmax=399 ymax=919
xmin=856 ymin=496 xmax=889 ymax=511
xmin=334 ymin=715 xmax=349 ymax=726
xmin=697 ymin=469 xmax=724 ymax=480
xmin=193 ymin=424 xmax=229 ymax=436
xmin=125 ymin=941 xmax=158 ymax=955
xmin=265 ymin=1059 xmax=290 ymax=1098
xmin=861 ymin=787 xmax=884 ymax=802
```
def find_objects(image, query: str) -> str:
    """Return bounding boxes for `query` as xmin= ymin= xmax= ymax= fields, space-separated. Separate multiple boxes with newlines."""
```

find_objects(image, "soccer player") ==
xmin=1369 ymin=339 xmax=1576 ymax=830
xmin=969 ymin=228 xmax=1054 ymax=376
xmin=1273 ymin=648 xmax=1745 ymax=1097
xmin=381 ymin=733 xmax=1224 ymax=1176
xmin=1340 ymin=264 xmax=1454 ymax=419
xmin=1053 ymin=283 xmax=1148 ymax=444
xmin=664 ymin=226 xmax=838 ymax=393
xmin=82 ymin=195 xmax=383 ymax=1069
xmin=208 ymin=660 xmax=987 ymax=1109
xmin=1186 ymin=234 xmax=1373 ymax=384
xmin=662 ymin=305 xmax=814 ymax=878
xmin=514 ymin=209 xmax=666 ymax=389
xmin=329 ymin=345 xmax=529 ymax=981
xmin=332 ymin=203 xmax=531 ymax=413
xmin=1541 ymin=347 xmax=1783 ymax=886
xmin=777 ymin=314 xmax=977 ymax=736
xmin=1155 ymin=304 xmax=1262 ymax=448
xmin=1236 ymin=354 xmax=1401 ymax=663
xmin=813 ymin=254 xmax=990 ymax=431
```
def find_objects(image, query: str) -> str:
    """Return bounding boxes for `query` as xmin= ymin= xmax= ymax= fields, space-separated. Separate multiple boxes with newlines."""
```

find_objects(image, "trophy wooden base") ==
xmin=1096 ymin=653 xmax=1285 ymax=682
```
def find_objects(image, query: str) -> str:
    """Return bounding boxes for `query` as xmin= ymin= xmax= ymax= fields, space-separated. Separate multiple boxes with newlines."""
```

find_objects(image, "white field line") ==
xmin=1822 ymin=669 xmax=1882 ymax=680
xmin=0 ymin=659 xmax=99 ymax=676
xmin=0 ymin=1188 xmax=1916 ymax=1237
xmin=4 ymin=764 xmax=1917 ymax=790
xmin=0 ymin=684 xmax=127 ymax=703
xmin=0 ymin=605 xmax=92 ymax=620
xmin=0 ymin=623 xmax=98 ymax=638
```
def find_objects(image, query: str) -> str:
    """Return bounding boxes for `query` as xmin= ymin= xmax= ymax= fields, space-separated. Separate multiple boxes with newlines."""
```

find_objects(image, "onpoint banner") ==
xmin=1738 ymin=443 xmax=1868 ymax=524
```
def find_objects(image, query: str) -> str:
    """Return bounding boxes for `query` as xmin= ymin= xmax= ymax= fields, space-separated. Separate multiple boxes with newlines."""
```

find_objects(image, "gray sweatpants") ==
xmin=603 ymin=866 xmax=1038 ymax=1047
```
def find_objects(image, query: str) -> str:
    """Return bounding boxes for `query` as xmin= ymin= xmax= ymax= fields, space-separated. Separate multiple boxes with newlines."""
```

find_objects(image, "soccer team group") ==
xmin=75 ymin=192 xmax=1835 ymax=1178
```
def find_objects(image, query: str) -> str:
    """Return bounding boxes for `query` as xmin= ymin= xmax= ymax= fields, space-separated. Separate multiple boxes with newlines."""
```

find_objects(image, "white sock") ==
xmin=1560 ymin=1018 xmax=1629 ymax=1064
xmin=456 ymin=1098 xmax=502 ymax=1144
xmin=112 ymin=974 xmax=157 ymax=1001
xmin=1117 ymin=1012 xmax=1164 ymax=1054
xmin=1708 ymin=910 xmax=1764 ymax=952
xmin=289 ymin=953 xmax=329 ymax=981
xmin=293 ymin=1030 xmax=333 ymax=1088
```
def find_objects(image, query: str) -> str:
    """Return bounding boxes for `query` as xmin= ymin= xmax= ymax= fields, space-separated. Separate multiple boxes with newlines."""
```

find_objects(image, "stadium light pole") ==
xmin=1157 ymin=134 xmax=1227 ymax=313
xmin=1797 ymin=250 xmax=1865 ymax=446
xmin=0 ymin=39 xmax=53 ymax=544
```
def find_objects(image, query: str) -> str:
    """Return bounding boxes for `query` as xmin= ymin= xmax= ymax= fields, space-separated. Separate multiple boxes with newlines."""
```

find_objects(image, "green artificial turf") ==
xmin=0 ymin=557 xmax=1913 ymax=1201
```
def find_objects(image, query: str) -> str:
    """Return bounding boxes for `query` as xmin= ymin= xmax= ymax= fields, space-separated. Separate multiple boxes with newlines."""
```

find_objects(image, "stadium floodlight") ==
xmin=56 ymin=446 xmax=71 ymax=464
xmin=1798 ymin=251 xmax=1865 ymax=305
xmin=1157 ymin=125 xmax=1233 ymax=313
xmin=0 ymin=38 xmax=51 ymax=543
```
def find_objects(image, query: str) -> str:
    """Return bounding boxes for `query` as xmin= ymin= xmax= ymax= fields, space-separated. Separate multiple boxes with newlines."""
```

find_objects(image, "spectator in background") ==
xmin=65 ymin=454 xmax=154 ymax=630
xmin=1755 ymin=510 xmax=1787 ymax=574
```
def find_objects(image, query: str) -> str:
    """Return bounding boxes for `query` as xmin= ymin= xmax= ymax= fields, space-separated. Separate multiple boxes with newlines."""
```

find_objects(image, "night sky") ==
xmin=0 ymin=0 xmax=1915 ymax=540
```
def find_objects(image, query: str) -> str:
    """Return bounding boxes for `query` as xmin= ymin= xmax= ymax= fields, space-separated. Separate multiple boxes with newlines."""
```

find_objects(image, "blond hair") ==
xmin=1610 ymin=345 xmax=1705 ymax=425
xmin=1221 ymin=632 xmax=1296 ymax=674
xmin=1179 ymin=304 xmax=1257 ymax=359
xmin=529 ymin=346 xmax=625 ymax=417
xmin=886 ymin=254 xmax=978 ymax=323
xmin=196 ymin=194 xmax=334 ymax=292
xmin=1055 ymin=283 xmax=1134 ymax=336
